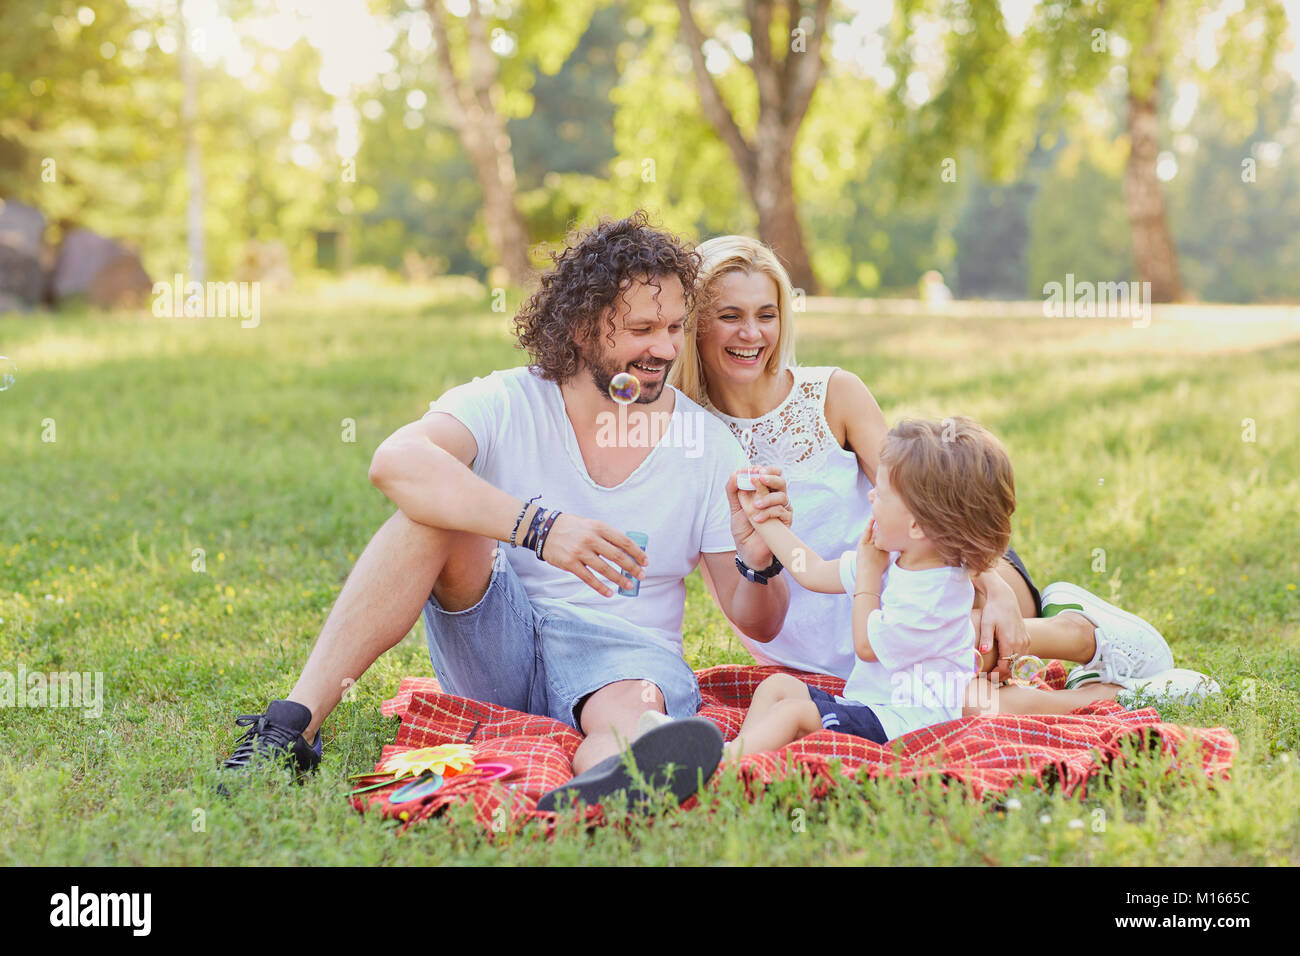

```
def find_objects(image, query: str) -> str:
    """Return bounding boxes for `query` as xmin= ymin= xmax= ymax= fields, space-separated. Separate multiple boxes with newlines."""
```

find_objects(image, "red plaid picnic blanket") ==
xmin=350 ymin=662 xmax=1237 ymax=831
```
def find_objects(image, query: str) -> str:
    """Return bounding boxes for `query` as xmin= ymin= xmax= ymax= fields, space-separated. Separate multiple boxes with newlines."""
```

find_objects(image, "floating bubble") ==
xmin=0 ymin=356 xmax=14 ymax=392
xmin=608 ymin=371 xmax=640 ymax=405
xmin=1010 ymin=654 xmax=1046 ymax=683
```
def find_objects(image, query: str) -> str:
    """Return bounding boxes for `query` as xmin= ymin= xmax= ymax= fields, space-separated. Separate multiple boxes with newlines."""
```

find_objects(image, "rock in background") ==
xmin=52 ymin=228 xmax=152 ymax=308
xmin=0 ymin=198 xmax=47 ymax=312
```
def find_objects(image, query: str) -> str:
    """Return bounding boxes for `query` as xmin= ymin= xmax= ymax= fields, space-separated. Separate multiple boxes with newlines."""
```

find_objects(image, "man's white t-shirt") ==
xmin=836 ymin=550 xmax=976 ymax=740
xmin=425 ymin=366 xmax=748 ymax=656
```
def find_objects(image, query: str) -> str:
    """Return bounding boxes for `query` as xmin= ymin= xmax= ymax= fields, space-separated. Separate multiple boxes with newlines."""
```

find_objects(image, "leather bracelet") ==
xmin=510 ymin=495 xmax=542 ymax=548
xmin=536 ymin=510 xmax=562 ymax=560
xmin=521 ymin=506 xmax=548 ymax=552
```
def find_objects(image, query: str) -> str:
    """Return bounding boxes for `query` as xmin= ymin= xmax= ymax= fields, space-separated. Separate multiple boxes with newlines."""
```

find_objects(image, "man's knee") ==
xmin=408 ymin=516 xmax=496 ymax=613
xmin=578 ymin=679 xmax=664 ymax=735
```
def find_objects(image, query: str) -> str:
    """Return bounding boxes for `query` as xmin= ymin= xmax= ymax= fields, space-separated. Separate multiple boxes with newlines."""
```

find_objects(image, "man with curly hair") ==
xmin=220 ymin=212 xmax=792 ymax=812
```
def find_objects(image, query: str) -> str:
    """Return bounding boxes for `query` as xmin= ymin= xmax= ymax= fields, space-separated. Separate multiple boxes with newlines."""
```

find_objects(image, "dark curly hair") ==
xmin=513 ymin=211 xmax=699 ymax=382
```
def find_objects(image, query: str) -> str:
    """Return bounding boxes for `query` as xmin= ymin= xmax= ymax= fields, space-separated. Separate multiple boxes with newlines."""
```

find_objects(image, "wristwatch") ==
xmin=735 ymin=553 xmax=783 ymax=585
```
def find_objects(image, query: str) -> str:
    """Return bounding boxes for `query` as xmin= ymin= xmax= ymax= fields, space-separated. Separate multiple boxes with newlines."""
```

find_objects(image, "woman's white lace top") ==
xmin=703 ymin=365 xmax=875 ymax=677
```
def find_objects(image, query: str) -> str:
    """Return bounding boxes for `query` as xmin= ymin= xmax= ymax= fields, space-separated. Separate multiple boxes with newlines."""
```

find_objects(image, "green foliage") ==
xmin=569 ymin=0 xmax=754 ymax=241
xmin=350 ymin=68 xmax=483 ymax=276
xmin=1025 ymin=133 xmax=1135 ymax=295
xmin=887 ymin=0 xmax=1041 ymax=191
xmin=1028 ymin=0 xmax=1288 ymax=135
xmin=0 ymin=1 xmax=174 ymax=243
xmin=2 ymin=0 xmax=1296 ymax=301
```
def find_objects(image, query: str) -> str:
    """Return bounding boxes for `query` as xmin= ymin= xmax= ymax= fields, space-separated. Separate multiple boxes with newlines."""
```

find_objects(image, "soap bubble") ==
xmin=1010 ymin=654 xmax=1046 ymax=683
xmin=609 ymin=371 xmax=640 ymax=405
xmin=0 ymin=357 xmax=14 ymax=392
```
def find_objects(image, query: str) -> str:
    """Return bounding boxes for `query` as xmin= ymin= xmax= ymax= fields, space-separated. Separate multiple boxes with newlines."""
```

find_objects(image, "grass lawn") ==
xmin=2 ymin=279 xmax=1299 ymax=865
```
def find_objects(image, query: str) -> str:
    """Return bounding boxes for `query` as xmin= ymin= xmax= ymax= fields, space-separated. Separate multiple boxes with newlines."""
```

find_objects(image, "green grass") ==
xmin=2 ymin=281 xmax=1298 ymax=865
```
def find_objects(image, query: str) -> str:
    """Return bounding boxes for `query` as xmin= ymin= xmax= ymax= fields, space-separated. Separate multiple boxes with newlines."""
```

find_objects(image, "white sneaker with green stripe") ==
xmin=1065 ymin=664 xmax=1221 ymax=706
xmin=1040 ymin=581 xmax=1175 ymax=683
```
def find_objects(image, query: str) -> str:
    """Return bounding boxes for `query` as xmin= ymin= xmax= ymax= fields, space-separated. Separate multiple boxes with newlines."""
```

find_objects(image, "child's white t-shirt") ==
xmin=836 ymin=550 xmax=976 ymax=740
xmin=425 ymin=365 xmax=748 ymax=656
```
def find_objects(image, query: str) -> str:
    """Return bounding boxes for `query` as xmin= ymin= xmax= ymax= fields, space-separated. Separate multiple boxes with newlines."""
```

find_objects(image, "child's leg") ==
xmin=962 ymin=675 xmax=1120 ymax=717
xmin=725 ymin=674 xmax=823 ymax=760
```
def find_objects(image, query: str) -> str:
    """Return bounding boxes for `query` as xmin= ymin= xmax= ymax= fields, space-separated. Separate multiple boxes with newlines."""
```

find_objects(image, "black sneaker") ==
xmin=221 ymin=699 xmax=323 ymax=777
xmin=536 ymin=717 xmax=723 ymax=814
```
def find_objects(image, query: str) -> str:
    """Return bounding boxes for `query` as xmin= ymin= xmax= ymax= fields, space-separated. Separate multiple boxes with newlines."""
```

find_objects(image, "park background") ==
xmin=1 ymin=0 xmax=1299 ymax=865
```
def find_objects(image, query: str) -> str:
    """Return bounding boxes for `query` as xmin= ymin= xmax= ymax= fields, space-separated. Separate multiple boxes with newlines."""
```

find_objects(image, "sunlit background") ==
xmin=3 ymin=0 xmax=1300 ymax=301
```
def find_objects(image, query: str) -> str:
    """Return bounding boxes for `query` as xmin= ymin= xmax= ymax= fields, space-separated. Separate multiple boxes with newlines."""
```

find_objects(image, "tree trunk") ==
xmin=427 ymin=0 xmax=533 ymax=288
xmin=454 ymin=111 xmax=534 ymax=289
xmin=179 ymin=4 xmax=205 ymax=284
xmin=1124 ymin=90 xmax=1182 ymax=303
xmin=753 ymin=146 xmax=818 ymax=292
xmin=675 ymin=0 xmax=829 ymax=293
xmin=1123 ymin=0 xmax=1182 ymax=303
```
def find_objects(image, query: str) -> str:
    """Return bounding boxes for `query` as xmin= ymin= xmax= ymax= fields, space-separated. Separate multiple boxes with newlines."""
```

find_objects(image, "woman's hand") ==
xmin=974 ymin=572 xmax=1029 ymax=673
xmin=539 ymin=514 xmax=647 ymax=598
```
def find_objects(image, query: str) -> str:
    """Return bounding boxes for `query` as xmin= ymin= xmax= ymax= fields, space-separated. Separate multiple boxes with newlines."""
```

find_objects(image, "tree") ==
xmin=0 ymin=0 xmax=175 ymax=242
xmin=425 ymin=0 xmax=532 ymax=287
xmin=671 ymin=0 xmax=832 ymax=292
xmin=1028 ymin=0 xmax=1289 ymax=302
xmin=178 ymin=0 xmax=205 ymax=283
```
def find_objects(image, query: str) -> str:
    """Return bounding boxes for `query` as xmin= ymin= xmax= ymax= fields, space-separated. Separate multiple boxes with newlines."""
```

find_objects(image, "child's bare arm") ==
xmin=738 ymin=481 xmax=844 ymax=593
xmin=852 ymin=519 xmax=889 ymax=661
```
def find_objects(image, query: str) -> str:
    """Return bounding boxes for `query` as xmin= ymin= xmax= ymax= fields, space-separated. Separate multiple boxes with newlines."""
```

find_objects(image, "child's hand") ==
xmin=857 ymin=518 xmax=890 ymax=575
xmin=748 ymin=467 xmax=792 ymax=527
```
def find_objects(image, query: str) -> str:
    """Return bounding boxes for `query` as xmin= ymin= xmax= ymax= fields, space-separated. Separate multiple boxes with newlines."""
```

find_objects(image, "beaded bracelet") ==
xmin=509 ymin=495 xmax=541 ymax=548
xmin=521 ymin=506 xmax=548 ymax=553
xmin=536 ymin=510 xmax=563 ymax=561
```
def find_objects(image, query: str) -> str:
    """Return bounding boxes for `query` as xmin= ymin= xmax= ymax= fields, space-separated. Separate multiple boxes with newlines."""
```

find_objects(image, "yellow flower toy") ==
xmin=379 ymin=744 xmax=477 ymax=780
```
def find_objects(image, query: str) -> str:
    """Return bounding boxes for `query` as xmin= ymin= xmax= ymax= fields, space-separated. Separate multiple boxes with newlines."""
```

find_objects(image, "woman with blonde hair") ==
xmin=673 ymin=235 xmax=1214 ymax=712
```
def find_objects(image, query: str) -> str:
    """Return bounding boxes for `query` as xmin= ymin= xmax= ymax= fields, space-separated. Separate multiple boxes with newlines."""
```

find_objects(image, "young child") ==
xmin=725 ymin=416 xmax=1016 ymax=757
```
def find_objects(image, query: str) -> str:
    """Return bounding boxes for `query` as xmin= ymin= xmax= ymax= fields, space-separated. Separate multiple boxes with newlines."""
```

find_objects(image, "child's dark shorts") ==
xmin=806 ymin=686 xmax=889 ymax=744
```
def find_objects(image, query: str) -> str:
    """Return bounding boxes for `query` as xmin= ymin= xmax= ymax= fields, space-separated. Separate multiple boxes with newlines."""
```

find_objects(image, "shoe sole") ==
xmin=536 ymin=717 xmax=723 ymax=814
xmin=1041 ymin=581 xmax=1174 ymax=678
xmin=1120 ymin=669 xmax=1222 ymax=707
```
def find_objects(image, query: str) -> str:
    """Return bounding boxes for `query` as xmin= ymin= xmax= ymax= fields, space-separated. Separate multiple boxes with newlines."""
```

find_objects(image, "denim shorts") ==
xmin=421 ymin=547 xmax=702 ymax=729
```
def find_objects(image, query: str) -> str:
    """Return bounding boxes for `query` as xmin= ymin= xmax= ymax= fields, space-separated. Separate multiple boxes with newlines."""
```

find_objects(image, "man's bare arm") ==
xmin=368 ymin=413 xmax=518 ymax=537
xmin=368 ymin=413 xmax=646 ymax=596
xmin=699 ymin=550 xmax=789 ymax=643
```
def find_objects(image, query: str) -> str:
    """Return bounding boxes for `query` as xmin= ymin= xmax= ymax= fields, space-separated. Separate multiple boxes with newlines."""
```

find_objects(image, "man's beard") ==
xmin=587 ymin=353 xmax=672 ymax=405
